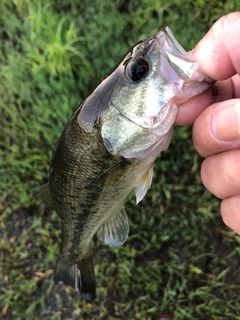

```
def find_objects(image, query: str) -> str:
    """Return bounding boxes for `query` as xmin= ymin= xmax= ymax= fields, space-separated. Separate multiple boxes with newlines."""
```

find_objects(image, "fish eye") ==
xmin=125 ymin=57 xmax=149 ymax=82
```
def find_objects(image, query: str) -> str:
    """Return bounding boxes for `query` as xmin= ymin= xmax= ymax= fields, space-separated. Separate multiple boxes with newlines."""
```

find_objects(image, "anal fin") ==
xmin=97 ymin=208 xmax=129 ymax=247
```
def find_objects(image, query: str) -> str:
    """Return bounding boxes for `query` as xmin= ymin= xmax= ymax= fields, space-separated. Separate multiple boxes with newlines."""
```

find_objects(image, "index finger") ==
xmin=191 ymin=12 xmax=240 ymax=80
xmin=176 ymin=12 xmax=240 ymax=126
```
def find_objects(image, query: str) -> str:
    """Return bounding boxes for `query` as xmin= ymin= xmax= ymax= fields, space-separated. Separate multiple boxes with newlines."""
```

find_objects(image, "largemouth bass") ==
xmin=44 ymin=26 xmax=213 ymax=301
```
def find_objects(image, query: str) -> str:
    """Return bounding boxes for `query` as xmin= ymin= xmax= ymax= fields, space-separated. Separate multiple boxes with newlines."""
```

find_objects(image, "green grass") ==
xmin=1 ymin=0 xmax=240 ymax=319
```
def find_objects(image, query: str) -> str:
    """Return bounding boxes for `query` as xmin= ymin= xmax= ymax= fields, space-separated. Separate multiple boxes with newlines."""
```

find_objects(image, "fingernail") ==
xmin=212 ymin=104 xmax=240 ymax=141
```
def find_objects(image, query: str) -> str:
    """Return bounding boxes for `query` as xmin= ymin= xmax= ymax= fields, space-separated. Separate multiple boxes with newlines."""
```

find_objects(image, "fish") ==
xmin=43 ymin=26 xmax=214 ymax=302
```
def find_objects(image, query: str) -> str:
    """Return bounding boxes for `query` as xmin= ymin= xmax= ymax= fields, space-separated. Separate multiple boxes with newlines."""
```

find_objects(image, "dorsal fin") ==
xmin=38 ymin=184 xmax=54 ymax=208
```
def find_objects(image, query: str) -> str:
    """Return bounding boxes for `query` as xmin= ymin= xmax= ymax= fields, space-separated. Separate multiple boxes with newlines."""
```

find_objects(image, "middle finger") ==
xmin=201 ymin=149 xmax=240 ymax=199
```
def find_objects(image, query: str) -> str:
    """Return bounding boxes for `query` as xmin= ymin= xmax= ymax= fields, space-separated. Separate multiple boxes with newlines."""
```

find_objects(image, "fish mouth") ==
xmin=155 ymin=25 xmax=187 ymax=57
xmin=154 ymin=26 xmax=214 ymax=85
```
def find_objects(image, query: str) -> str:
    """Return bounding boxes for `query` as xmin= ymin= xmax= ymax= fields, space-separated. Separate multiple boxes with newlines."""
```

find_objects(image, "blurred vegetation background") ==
xmin=1 ymin=0 xmax=240 ymax=319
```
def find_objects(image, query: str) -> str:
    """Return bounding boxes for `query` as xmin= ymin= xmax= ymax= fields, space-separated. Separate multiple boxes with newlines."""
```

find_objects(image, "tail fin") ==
xmin=77 ymin=258 xmax=96 ymax=302
xmin=54 ymin=255 xmax=96 ymax=302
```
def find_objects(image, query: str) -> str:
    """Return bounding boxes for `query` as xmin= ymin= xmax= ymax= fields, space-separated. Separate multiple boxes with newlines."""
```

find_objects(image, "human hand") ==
xmin=175 ymin=12 xmax=240 ymax=234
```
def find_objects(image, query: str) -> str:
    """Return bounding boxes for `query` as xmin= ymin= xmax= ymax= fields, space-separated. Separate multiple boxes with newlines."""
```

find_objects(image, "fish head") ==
xmin=77 ymin=26 xmax=214 ymax=159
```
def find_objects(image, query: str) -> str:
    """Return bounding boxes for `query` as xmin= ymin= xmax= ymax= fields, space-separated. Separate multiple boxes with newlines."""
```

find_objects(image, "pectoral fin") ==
xmin=97 ymin=208 xmax=129 ymax=247
xmin=135 ymin=165 xmax=153 ymax=204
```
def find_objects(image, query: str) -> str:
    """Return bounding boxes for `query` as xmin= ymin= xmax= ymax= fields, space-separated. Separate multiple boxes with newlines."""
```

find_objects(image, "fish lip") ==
xmin=203 ymin=75 xmax=216 ymax=84
xmin=154 ymin=25 xmax=216 ymax=85
xmin=154 ymin=26 xmax=199 ymax=82
xmin=154 ymin=25 xmax=187 ymax=56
